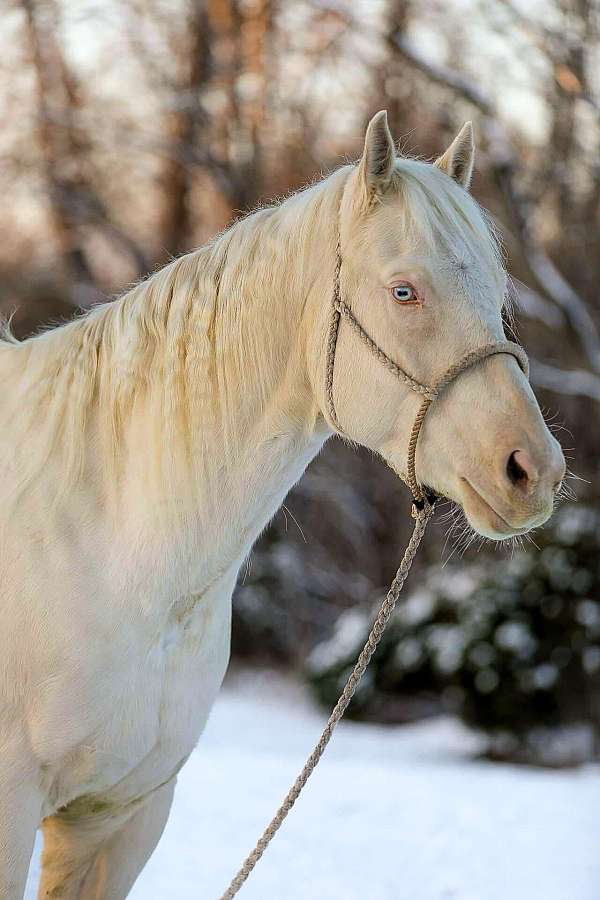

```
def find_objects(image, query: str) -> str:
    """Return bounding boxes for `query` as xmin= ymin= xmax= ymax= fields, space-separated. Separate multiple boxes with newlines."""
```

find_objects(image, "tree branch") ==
xmin=530 ymin=360 xmax=600 ymax=402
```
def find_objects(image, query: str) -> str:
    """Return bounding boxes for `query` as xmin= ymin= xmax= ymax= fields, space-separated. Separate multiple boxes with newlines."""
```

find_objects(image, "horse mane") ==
xmin=1 ymin=168 xmax=347 ymax=505
xmin=1 ymin=156 xmax=505 ymax=508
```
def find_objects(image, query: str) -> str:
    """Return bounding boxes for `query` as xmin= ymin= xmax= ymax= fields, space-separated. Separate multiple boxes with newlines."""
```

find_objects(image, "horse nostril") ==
xmin=506 ymin=450 xmax=531 ymax=491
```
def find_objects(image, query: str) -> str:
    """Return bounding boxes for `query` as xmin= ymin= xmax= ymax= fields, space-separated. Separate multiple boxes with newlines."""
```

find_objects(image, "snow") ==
xmin=26 ymin=669 xmax=600 ymax=900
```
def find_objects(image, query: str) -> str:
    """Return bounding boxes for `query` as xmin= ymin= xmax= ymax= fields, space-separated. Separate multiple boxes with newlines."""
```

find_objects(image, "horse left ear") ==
xmin=434 ymin=122 xmax=475 ymax=190
xmin=357 ymin=110 xmax=396 ymax=201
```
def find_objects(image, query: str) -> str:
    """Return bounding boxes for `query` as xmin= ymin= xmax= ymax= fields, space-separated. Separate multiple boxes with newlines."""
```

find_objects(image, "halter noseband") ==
xmin=325 ymin=242 xmax=529 ymax=511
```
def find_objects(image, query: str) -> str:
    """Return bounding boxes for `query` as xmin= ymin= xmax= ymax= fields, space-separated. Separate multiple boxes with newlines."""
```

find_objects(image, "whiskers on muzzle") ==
xmin=435 ymin=490 xmax=572 ymax=566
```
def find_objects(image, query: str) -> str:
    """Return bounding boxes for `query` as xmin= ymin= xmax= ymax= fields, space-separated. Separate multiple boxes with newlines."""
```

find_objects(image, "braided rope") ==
xmin=217 ymin=243 xmax=530 ymax=899
xmin=219 ymin=500 xmax=435 ymax=900
xmin=324 ymin=240 xmax=344 ymax=432
xmin=404 ymin=341 xmax=529 ymax=501
xmin=405 ymin=394 xmax=433 ymax=501
xmin=334 ymin=299 xmax=435 ymax=400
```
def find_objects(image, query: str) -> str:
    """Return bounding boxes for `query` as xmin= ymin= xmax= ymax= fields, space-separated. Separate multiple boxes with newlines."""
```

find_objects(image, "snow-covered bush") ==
xmin=306 ymin=505 xmax=600 ymax=765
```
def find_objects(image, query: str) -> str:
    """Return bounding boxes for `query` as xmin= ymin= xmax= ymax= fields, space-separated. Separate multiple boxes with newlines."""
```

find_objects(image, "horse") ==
xmin=0 ymin=111 xmax=565 ymax=899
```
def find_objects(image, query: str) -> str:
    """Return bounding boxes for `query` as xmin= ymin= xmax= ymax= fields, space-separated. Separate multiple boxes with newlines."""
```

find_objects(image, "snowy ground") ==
xmin=26 ymin=668 xmax=599 ymax=900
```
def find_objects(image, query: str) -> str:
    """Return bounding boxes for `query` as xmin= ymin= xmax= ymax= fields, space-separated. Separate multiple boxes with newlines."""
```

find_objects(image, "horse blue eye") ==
xmin=392 ymin=285 xmax=417 ymax=303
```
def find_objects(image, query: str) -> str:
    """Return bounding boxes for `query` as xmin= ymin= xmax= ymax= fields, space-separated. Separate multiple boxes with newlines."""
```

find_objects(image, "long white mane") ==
xmin=0 ymin=158 xmax=503 ymax=508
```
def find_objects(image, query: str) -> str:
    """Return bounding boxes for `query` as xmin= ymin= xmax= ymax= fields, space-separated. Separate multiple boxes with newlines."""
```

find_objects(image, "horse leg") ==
xmin=37 ymin=778 xmax=176 ymax=900
xmin=0 ymin=749 xmax=42 ymax=900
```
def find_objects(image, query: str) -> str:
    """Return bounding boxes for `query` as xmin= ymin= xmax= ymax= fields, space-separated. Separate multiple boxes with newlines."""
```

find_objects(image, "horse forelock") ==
xmin=392 ymin=159 xmax=507 ymax=296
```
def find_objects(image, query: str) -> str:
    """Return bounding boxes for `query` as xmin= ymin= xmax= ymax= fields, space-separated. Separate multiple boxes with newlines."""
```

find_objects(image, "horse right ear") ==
xmin=357 ymin=110 xmax=395 ymax=203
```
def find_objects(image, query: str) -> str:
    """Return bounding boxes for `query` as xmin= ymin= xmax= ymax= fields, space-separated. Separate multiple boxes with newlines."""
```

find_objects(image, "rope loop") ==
xmin=326 ymin=247 xmax=528 ymax=505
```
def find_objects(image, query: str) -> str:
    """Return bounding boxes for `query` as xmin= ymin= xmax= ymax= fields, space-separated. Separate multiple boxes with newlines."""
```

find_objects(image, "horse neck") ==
xmin=112 ymin=177 xmax=343 ymax=563
xmin=0 ymin=170 xmax=345 ymax=583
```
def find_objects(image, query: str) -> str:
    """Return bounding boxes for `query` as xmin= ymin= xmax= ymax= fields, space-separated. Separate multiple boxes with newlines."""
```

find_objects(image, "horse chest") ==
xmin=149 ymin=588 xmax=232 ymax=720
xmin=43 ymin=577 xmax=234 ymax=813
xmin=125 ymin=581 xmax=234 ymax=768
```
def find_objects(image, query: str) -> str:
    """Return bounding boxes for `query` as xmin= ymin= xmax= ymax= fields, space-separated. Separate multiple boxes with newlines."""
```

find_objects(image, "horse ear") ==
xmin=357 ymin=110 xmax=395 ymax=200
xmin=434 ymin=122 xmax=475 ymax=190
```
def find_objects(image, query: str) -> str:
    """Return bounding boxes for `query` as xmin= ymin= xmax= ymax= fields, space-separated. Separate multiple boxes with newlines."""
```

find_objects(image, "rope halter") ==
xmin=325 ymin=242 xmax=529 ymax=510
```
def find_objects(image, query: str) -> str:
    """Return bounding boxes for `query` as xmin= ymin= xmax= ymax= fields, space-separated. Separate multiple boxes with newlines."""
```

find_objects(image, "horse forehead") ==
xmin=434 ymin=246 xmax=505 ymax=307
xmin=362 ymin=204 xmax=505 ymax=308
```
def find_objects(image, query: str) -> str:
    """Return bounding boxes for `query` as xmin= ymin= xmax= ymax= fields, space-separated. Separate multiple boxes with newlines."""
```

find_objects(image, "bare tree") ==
xmin=20 ymin=0 xmax=100 ymax=305
xmin=19 ymin=0 xmax=151 ymax=304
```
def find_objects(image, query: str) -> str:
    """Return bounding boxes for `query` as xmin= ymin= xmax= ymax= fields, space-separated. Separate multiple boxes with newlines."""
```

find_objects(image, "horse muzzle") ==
xmin=457 ymin=438 xmax=566 ymax=539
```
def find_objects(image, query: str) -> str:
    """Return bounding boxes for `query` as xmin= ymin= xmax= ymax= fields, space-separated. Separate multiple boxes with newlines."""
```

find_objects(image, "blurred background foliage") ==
xmin=1 ymin=0 xmax=599 ymax=764
xmin=307 ymin=505 xmax=600 ymax=765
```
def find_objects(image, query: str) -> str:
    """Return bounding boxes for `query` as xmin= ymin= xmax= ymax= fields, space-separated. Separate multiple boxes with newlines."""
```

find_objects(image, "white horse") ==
xmin=0 ymin=112 xmax=564 ymax=899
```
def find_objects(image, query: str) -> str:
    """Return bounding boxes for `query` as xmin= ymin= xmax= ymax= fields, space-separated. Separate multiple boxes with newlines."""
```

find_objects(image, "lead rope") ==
xmin=219 ymin=500 xmax=434 ymax=900
xmin=219 ymin=243 xmax=528 ymax=900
